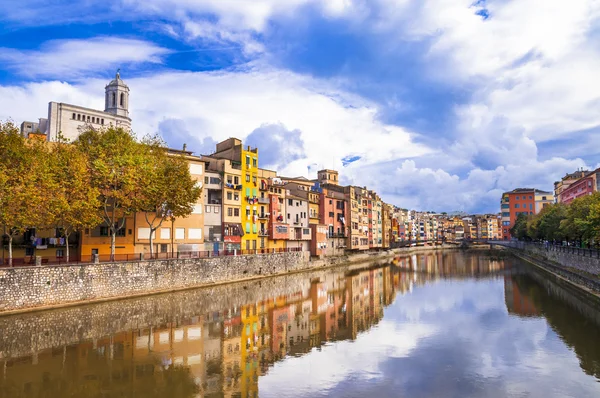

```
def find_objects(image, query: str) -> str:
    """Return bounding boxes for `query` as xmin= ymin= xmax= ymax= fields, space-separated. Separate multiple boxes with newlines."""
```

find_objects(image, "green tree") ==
xmin=49 ymin=133 xmax=102 ymax=262
xmin=0 ymin=121 xmax=52 ymax=265
xmin=534 ymin=203 xmax=567 ymax=242
xmin=138 ymin=138 xmax=201 ymax=257
xmin=74 ymin=126 xmax=150 ymax=259
xmin=560 ymin=193 xmax=600 ymax=246
xmin=510 ymin=213 xmax=531 ymax=240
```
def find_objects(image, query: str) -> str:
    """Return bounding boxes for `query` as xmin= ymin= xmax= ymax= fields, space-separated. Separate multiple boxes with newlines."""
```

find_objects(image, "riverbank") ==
xmin=498 ymin=245 xmax=600 ymax=300
xmin=0 ymin=245 xmax=483 ymax=316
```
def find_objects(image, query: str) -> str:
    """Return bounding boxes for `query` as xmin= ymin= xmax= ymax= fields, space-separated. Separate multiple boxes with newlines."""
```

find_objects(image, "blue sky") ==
xmin=1 ymin=0 xmax=600 ymax=213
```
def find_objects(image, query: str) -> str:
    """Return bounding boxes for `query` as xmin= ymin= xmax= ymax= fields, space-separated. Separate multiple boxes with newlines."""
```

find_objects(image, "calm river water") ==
xmin=1 ymin=250 xmax=600 ymax=398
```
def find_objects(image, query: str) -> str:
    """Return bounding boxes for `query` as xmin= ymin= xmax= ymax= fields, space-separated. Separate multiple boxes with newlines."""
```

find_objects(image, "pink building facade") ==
xmin=559 ymin=169 xmax=600 ymax=204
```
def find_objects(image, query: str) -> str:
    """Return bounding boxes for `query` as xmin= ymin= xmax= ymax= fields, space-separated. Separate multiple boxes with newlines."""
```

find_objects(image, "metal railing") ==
xmin=0 ymin=247 xmax=304 ymax=267
xmin=491 ymin=240 xmax=600 ymax=259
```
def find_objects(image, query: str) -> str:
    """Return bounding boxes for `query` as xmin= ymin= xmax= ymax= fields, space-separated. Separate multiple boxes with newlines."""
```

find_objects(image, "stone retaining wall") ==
xmin=0 ymin=251 xmax=310 ymax=313
xmin=508 ymin=244 xmax=600 ymax=275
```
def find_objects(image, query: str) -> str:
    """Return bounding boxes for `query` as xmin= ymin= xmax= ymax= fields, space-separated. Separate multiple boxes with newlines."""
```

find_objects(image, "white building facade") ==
xmin=21 ymin=71 xmax=132 ymax=141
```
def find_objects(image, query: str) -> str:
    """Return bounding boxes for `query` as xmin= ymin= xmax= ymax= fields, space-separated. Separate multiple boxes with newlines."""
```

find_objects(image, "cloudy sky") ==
xmin=1 ymin=0 xmax=600 ymax=213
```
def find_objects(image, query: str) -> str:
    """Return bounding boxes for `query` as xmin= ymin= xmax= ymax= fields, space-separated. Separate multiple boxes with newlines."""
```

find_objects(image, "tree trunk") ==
xmin=8 ymin=235 xmax=12 ymax=267
xmin=110 ymin=232 xmax=116 ymax=261
xmin=149 ymin=228 xmax=155 ymax=258
xmin=64 ymin=232 xmax=70 ymax=263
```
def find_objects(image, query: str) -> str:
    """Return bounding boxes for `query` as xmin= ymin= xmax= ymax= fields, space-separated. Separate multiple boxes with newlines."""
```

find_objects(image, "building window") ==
xmin=214 ymin=207 xmax=219 ymax=213
xmin=77 ymin=114 xmax=81 ymax=121
xmin=253 ymin=176 xmax=257 ymax=184
xmin=87 ymin=115 xmax=90 ymax=122
xmin=246 ymin=174 xmax=250 ymax=182
xmin=227 ymin=192 xmax=232 ymax=200
xmin=101 ymin=119 xmax=104 ymax=125
xmin=100 ymin=226 xmax=109 ymax=236
xmin=205 ymin=177 xmax=209 ymax=184
xmin=206 ymin=206 xmax=211 ymax=213
xmin=91 ymin=117 xmax=95 ymax=123
xmin=72 ymin=113 xmax=76 ymax=119
xmin=112 ymin=92 xmax=116 ymax=106
xmin=234 ymin=193 xmax=239 ymax=201
xmin=228 ymin=207 xmax=233 ymax=217
xmin=120 ymin=93 xmax=125 ymax=106
xmin=515 ymin=204 xmax=520 ymax=208
xmin=515 ymin=196 xmax=519 ymax=200
xmin=234 ymin=208 xmax=240 ymax=217
xmin=288 ymin=199 xmax=293 ymax=206
xmin=542 ymin=196 xmax=547 ymax=200
xmin=246 ymin=155 xmax=251 ymax=166
xmin=253 ymin=158 xmax=257 ymax=167
xmin=234 ymin=176 xmax=239 ymax=185
xmin=56 ymin=249 xmax=64 ymax=258
xmin=246 ymin=209 xmax=250 ymax=217
xmin=160 ymin=244 xmax=168 ymax=253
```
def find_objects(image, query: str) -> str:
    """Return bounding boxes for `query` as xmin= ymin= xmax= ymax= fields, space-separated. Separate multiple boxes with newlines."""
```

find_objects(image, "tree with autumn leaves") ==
xmin=1 ymin=121 xmax=201 ymax=264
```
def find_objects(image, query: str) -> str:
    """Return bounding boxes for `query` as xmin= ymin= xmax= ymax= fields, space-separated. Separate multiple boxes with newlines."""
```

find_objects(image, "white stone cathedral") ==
xmin=20 ymin=71 xmax=132 ymax=142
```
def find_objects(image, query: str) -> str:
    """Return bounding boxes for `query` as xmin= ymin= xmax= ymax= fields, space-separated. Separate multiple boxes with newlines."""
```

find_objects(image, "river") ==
xmin=1 ymin=250 xmax=600 ymax=397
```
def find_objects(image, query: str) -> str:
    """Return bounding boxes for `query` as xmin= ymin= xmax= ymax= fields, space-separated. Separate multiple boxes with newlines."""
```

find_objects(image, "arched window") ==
xmin=77 ymin=114 xmax=81 ymax=121
xmin=120 ymin=93 xmax=124 ymax=107
xmin=112 ymin=92 xmax=116 ymax=107
xmin=92 ymin=117 xmax=95 ymax=123
xmin=72 ymin=113 xmax=76 ymax=119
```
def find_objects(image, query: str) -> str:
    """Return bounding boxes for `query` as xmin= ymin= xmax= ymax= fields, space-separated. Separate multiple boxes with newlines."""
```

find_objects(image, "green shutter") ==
xmin=246 ymin=187 xmax=251 ymax=196
xmin=246 ymin=222 xmax=250 ymax=233
xmin=253 ymin=224 xmax=257 ymax=233
xmin=252 ymin=188 xmax=257 ymax=197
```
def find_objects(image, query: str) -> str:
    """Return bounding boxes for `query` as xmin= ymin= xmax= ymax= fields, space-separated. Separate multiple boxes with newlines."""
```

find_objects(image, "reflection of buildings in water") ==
xmin=1 ymin=265 xmax=397 ymax=398
xmin=504 ymin=276 xmax=540 ymax=317
xmin=393 ymin=251 xmax=506 ymax=277
xmin=507 ymin=269 xmax=600 ymax=379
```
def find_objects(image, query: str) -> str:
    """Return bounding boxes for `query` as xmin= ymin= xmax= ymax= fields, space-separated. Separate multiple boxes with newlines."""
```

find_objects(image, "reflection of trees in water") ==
xmin=512 ymin=271 xmax=600 ymax=379
xmin=0 ymin=356 xmax=199 ymax=398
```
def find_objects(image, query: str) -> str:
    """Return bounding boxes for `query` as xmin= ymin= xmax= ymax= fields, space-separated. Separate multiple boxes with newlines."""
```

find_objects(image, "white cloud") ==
xmin=0 ymin=37 xmax=169 ymax=79
xmin=0 ymin=65 xmax=430 ymax=179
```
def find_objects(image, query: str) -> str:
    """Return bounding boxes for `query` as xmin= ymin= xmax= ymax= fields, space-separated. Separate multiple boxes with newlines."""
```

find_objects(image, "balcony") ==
xmin=258 ymin=213 xmax=270 ymax=219
xmin=259 ymin=230 xmax=269 ymax=237
xmin=258 ymin=197 xmax=270 ymax=204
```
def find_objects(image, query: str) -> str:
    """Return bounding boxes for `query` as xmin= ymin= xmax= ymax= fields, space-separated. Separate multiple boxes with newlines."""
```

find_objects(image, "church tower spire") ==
xmin=104 ymin=69 xmax=130 ymax=118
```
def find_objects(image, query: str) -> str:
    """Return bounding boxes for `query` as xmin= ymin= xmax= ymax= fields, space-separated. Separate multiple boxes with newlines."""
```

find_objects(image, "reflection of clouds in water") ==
xmin=259 ymin=320 xmax=437 ymax=397
xmin=260 ymin=278 xmax=600 ymax=398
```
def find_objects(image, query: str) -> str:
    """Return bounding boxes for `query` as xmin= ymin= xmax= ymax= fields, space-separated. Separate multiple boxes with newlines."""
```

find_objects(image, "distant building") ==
xmin=21 ymin=71 xmax=132 ymax=142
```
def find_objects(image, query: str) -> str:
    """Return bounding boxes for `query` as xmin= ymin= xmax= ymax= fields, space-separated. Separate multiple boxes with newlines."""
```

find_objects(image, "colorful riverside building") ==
xmin=500 ymin=188 xmax=553 ymax=240
xmin=210 ymin=138 xmax=259 ymax=251
xmin=79 ymin=148 xmax=206 ymax=258
xmin=557 ymin=168 xmax=600 ymax=204
xmin=317 ymin=170 xmax=348 ymax=256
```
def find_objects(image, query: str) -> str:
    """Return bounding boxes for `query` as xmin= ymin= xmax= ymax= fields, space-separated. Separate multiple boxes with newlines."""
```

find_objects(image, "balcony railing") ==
xmin=258 ymin=197 xmax=270 ymax=204
xmin=258 ymin=213 xmax=269 ymax=219
xmin=259 ymin=230 xmax=269 ymax=237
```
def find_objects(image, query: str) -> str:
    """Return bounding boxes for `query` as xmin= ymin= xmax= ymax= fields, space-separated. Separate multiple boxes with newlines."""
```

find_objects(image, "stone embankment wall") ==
xmin=501 ymin=243 xmax=600 ymax=275
xmin=0 ymin=244 xmax=474 ymax=315
xmin=0 ymin=251 xmax=310 ymax=313
xmin=0 ymin=258 xmax=397 ymax=360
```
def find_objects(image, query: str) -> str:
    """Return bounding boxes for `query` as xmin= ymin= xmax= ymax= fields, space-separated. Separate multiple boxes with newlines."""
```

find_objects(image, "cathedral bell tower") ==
xmin=104 ymin=69 xmax=130 ymax=118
